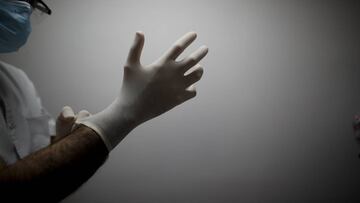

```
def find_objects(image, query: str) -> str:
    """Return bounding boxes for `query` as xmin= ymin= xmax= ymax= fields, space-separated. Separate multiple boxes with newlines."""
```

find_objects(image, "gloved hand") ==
xmin=52 ymin=106 xmax=91 ymax=144
xmin=75 ymin=31 xmax=208 ymax=151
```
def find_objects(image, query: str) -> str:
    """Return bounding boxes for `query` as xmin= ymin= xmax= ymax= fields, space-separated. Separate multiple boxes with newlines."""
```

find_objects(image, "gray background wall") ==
xmin=1 ymin=0 xmax=360 ymax=202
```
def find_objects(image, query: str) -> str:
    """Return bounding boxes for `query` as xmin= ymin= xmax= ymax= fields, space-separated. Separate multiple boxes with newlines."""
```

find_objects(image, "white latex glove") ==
xmin=52 ymin=106 xmax=91 ymax=144
xmin=76 ymin=31 xmax=208 ymax=151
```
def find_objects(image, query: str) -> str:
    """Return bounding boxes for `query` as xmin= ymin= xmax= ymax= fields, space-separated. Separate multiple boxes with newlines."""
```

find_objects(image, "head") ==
xmin=0 ymin=0 xmax=51 ymax=53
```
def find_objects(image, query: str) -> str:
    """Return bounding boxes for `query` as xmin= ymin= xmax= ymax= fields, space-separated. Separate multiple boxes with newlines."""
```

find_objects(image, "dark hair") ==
xmin=21 ymin=0 xmax=37 ymax=7
xmin=28 ymin=0 xmax=38 ymax=7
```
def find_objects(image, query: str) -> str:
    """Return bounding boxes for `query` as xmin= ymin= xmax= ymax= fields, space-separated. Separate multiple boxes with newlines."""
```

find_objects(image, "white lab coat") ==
xmin=0 ymin=60 xmax=55 ymax=165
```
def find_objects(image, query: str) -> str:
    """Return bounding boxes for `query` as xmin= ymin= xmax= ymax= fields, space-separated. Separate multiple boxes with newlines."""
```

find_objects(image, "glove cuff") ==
xmin=71 ymin=121 xmax=112 ymax=152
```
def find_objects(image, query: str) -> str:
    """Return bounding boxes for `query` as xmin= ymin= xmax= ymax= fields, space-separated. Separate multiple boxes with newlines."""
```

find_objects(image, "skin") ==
xmin=0 ymin=3 xmax=208 ymax=200
xmin=0 ymin=125 xmax=109 ymax=202
xmin=0 ymin=31 xmax=207 ymax=202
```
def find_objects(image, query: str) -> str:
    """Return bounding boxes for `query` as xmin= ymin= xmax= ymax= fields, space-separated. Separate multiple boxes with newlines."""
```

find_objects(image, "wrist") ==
xmin=111 ymin=97 xmax=141 ymax=127
xmin=74 ymin=98 xmax=139 ymax=151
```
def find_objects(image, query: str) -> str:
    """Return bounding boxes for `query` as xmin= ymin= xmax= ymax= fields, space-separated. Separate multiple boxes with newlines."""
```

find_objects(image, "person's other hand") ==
xmin=117 ymin=31 xmax=208 ymax=124
xmin=52 ymin=106 xmax=91 ymax=144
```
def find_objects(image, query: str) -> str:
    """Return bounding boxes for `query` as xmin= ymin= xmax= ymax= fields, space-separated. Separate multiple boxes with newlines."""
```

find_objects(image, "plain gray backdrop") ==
xmin=1 ymin=0 xmax=360 ymax=202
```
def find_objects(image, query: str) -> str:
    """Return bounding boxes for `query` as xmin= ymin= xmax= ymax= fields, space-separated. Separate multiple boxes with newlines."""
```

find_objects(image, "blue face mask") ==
xmin=0 ymin=1 xmax=32 ymax=53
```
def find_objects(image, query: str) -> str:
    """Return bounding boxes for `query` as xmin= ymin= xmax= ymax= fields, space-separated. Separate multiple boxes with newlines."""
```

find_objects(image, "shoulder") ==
xmin=0 ymin=60 xmax=43 ymax=116
xmin=0 ymin=60 xmax=34 ymax=89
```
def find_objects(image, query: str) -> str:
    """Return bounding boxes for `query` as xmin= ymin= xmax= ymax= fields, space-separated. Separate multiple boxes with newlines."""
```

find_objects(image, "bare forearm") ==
xmin=0 ymin=125 xmax=109 ymax=202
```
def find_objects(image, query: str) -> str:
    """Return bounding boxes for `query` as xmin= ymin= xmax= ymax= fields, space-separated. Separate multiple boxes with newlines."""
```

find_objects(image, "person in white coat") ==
xmin=0 ymin=0 xmax=208 ymax=202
